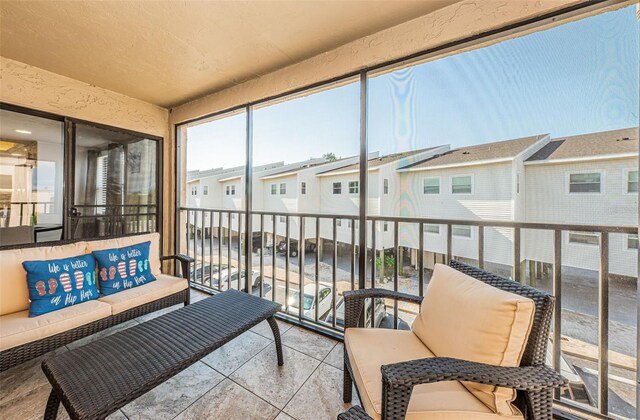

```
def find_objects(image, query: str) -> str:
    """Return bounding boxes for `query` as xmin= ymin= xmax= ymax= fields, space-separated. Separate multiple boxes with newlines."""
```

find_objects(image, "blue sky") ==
xmin=187 ymin=5 xmax=639 ymax=171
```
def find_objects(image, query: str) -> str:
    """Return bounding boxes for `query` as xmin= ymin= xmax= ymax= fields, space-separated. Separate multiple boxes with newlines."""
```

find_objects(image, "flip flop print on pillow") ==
xmin=109 ymin=266 xmax=116 ymax=280
xmin=129 ymin=259 xmax=137 ymax=276
xmin=35 ymin=280 xmax=46 ymax=296
xmin=74 ymin=270 xmax=84 ymax=290
xmin=117 ymin=260 xmax=127 ymax=279
xmin=48 ymin=278 xmax=57 ymax=294
xmin=100 ymin=267 xmax=107 ymax=281
xmin=137 ymin=260 xmax=144 ymax=273
xmin=144 ymin=259 xmax=149 ymax=271
xmin=59 ymin=272 xmax=72 ymax=292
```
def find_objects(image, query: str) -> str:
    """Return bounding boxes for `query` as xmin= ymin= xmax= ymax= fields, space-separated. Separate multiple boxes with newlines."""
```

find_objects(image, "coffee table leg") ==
xmin=44 ymin=389 xmax=60 ymax=420
xmin=267 ymin=316 xmax=284 ymax=366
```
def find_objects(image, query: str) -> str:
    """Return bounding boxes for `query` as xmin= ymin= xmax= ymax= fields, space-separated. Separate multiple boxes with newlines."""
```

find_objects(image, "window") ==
xmin=225 ymin=186 xmax=230 ymax=195
xmin=349 ymin=181 xmax=359 ymax=194
xmin=231 ymin=185 xmax=236 ymax=195
xmin=383 ymin=222 xmax=388 ymax=232
xmin=628 ymin=170 xmax=638 ymax=193
xmin=452 ymin=225 xmax=471 ymax=238
xmin=627 ymin=234 xmax=638 ymax=249
xmin=451 ymin=176 xmax=472 ymax=194
xmin=383 ymin=179 xmax=389 ymax=194
xmin=271 ymin=184 xmax=277 ymax=195
xmin=191 ymin=186 xmax=198 ymax=195
xmin=423 ymin=177 xmax=440 ymax=194
xmin=301 ymin=182 xmax=306 ymax=195
xmin=569 ymin=231 xmax=599 ymax=245
xmin=424 ymin=224 xmax=440 ymax=234
xmin=279 ymin=216 xmax=286 ymax=223
xmin=279 ymin=183 xmax=286 ymax=194
xmin=569 ymin=173 xmax=601 ymax=193
xmin=333 ymin=182 xmax=342 ymax=194
xmin=336 ymin=219 xmax=342 ymax=227
xmin=203 ymin=186 xmax=208 ymax=195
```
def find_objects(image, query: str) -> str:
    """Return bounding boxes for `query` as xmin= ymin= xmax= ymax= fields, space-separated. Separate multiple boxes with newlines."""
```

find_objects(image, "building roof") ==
xmin=526 ymin=127 xmax=638 ymax=162
xmin=318 ymin=147 xmax=439 ymax=175
xmin=400 ymin=135 xmax=547 ymax=171
xmin=260 ymin=157 xmax=352 ymax=179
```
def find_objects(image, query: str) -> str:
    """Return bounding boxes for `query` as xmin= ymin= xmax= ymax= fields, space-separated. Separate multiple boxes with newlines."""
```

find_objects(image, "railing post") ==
xmin=238 ymin=212 xmax=244 ymax=292
xmin=259 ymin=214 xmax=264 ymax=298
xmin=285 ymin=216 xmax=290 ymax=312
xmin=598 ymin=231 xmax=609 ymax=415
xmin=418 ymin=222 xmax=424 ymax=297
xmin=552 ymin=229 xmax=562 ymax=400
xmin=299 ymin=216 xmax=305 ymax=321
xmin=272 ymin=214 xmax=277 ymax=302
xmin=332 ymin=218 xmax=338 ymax=328
xmin=227 ymin=212 xmax=232 ymax=290
xmin=358 ymin=71 xmax=368 ymax=291
xmin=478 ymin=225 xmax=484 ymax=269
xmin=393 ymin=221 xmax=399 ymax=329
xmin=315 ymin=217 xmax=320 ymax=323
xmin=513 ymin=227 xmax=521 ymax=282
xmin=351 ymin=218 xmax=356 ymax=291
xmin=371 ymin=220 xmax=376 ymax=288
xmin=218 ymin=211 xmax=223 ymax=292
xmin=446 ymin=223 xmax=452 ymax=263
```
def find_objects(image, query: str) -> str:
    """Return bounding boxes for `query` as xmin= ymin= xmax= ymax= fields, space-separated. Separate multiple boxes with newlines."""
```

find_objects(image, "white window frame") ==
xmin=383 ymin=178 xmax=389 ymax=195
xmin=301 ymin=182 xmax=306 ymax=195
xmin=202 ymin=185 xmax=208 ymax=195
xmin=566 ymin=170 xmax=603 ymax=194
xmin=568 ymin=231 xmax=599 ymax=246
xmin=423 ymin=177 xmax=440 ymax=195
xmin=625 ymin=169 xmax=638 ymax=194
xmin=451 ymin=224 xmax=472 ymax=239
xmin=383 ymin=222 xmax=388 ymax=232
xmin=225 ymin=186 xmax=230 ymax=196
xmin=424 ymin=224 xmax=440 ymax=234
xmin=333 ymin=182 xmax=342 ymax=194
xmin=279 ymin=183 xmax=286 ymax=195
xmin=348 ymin=181 xmax=359 ymax=194
xmin=627 ymin=234 xmax=639 ymax=250
xmin=270 ymin=184 xmax=277 ymax=195
xmin=450 ymin=174 xmax=473 ymax=195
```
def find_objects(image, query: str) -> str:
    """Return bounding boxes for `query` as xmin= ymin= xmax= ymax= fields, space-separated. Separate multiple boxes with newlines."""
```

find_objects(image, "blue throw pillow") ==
xmin=92 ymin=241 xmax=156 ymax=296
xmin=23 ymin=253 xmax=99 ymax=317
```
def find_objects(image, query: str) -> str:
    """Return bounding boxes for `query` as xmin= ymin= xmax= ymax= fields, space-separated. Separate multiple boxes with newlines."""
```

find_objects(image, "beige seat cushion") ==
xmin=0 ymin=242 xmax=88 ymax=316
xmin=345 ymin=328 xmax=523 ymax=420
xmin=0 ymin=300 xmax=111 ymax=351
xmin=86 ymin=232 xmax=162 ymax=277
xmin=98 ymin=274 xmax=187 ymax=315
xmin=412 ymin=264 xmax=535 ymax=415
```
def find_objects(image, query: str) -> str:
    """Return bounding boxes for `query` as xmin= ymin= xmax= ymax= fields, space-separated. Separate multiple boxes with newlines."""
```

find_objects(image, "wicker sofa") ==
xmin=342 ymin=261 xmax=567 ymax=420
xmin=0 ymin=232 xmax=193 ymax=372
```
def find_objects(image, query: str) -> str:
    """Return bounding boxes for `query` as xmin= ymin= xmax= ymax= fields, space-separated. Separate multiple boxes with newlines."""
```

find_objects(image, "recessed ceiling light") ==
xmin=15 ymin=129 xmax=32 ymax=134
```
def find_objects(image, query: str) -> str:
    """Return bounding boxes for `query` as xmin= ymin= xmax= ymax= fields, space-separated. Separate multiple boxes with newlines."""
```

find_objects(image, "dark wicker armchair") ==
xmin=342 ymin=260 xmax=567 ymax=420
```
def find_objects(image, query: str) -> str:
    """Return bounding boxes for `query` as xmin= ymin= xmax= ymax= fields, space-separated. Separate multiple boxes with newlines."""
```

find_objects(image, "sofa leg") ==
xmin=44 ymin=389 xmax=60 ymax=420
xmin=343 ymin=365 xmax=353 ymax=403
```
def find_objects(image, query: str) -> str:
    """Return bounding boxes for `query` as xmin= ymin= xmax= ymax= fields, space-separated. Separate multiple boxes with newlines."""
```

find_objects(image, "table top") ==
xmin=42 ymin=290 xmax=281 ymax=419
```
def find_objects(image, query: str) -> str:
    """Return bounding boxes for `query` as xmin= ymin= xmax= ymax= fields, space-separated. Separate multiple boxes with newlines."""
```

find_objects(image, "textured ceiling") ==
xmin=0 ymin=1 xmax=457 ymax=108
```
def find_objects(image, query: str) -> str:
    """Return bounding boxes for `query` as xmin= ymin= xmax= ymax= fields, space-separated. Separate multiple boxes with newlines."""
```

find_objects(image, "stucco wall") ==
xmin=169 ymin=0 xmax=591 ymax=124
xmin=0 ymin=56 xmax=174 ymax=257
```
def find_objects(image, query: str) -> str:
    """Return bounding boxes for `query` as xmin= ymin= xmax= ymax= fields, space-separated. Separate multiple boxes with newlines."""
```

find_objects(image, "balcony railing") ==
xmin=177 ymin=206 xmax=637 ymax=419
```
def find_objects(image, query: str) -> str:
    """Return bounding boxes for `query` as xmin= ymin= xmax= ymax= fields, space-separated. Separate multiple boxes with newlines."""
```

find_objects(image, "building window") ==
xmin=349 ymin=181 xmax=359 ymax=194
xmin=336 ymin=219 xmax=342 ymax=227
xmin=333 ymin=182 xmax=342 ymax=194
xmin=569 ymin=172 xmax=601 ymax=193
xmin=424 ymin=224 xmax=440 ymax=234
xmin=423 ymin=177 xmax=440 ymax=194
xmin=280 ymin=183 xmax=286 ymax=194
xmin=231 ymin=185 xmax=236 ymax=195
xmin=271 ymin=184 xmax=277 ymax=195
xmin=569 ymin=231 xmax=599 ymax=245
xmin=231 ymin=214 xmax=236 ymax=220
xmin=191 ymin=186 xmax=198 ymax=195
xmin=301 ymin=182 xmax=306 ymax=195
xmin=202 ymin=186 xmax=208 ymax=195
xmin=383 ymin=222 xmax=388 ymax=232
xmin=451 ymin=175 xmax=472 ymax=194
xmin=628 ymin=234 xmax=638 ymax=250
xmin=279 ymin=216 xmax=286 ymax=223
xmin=628 ymin=170 xmax=638 ymax=193
xmin=383 ymin=178 xmax=389 ymax=194
xmin=225 ymin=186 xmax=230 ymax=195
xmin=452 ymin=225 xmax=471 ymax=238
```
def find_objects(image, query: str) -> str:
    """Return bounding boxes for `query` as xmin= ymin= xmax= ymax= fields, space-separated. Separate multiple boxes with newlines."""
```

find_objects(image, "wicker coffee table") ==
xmin=41 ymin=289 xmax=282 ymax=420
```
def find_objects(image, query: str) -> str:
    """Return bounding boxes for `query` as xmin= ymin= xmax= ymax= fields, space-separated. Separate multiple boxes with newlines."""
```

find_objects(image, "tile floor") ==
xmin=0 ymin=289 xmax=360 ymax=420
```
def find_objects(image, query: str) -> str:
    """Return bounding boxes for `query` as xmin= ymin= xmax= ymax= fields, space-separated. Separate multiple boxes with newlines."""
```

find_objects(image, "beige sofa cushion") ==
xmin=345 ymin=328 xmax=522 ymax=420
xmin=412 ymin=264 xmax=535 ymax=415
xmin=86 ymin=232 xmax=162 ymax=277
xmin=0 ymin=242 xmax=88 ymax=316
xmin=0 ymin=300 xmax=111 ymax=351
xmin=97 ymin=273 xmax=187 ymax=315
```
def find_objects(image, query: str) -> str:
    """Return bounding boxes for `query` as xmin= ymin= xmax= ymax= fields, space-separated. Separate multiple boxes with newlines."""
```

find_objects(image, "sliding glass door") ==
xmin=68 ymin=122 xmax=161 ymax=240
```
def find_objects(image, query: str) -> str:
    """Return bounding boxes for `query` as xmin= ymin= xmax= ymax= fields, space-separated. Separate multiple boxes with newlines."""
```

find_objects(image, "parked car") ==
xmin=327 ymin=296 xmax=410 ymax=330
xmin=190 ymin=263 xmax=227 ymax=285
xmin=212 ymin=268 xmax=261 ymax=291
xmin=276 ymin=239 xmax=317 ymax=257
xmin=251 ymin=232 xmax=273 ymax=254
xmin=287 ymin=283 xmax=332 ymax=319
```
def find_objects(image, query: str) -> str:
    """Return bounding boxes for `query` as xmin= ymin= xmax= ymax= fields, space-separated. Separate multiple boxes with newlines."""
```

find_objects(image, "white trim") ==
xmin=398 ymin=157 xmax=514 ymax=173
xmin=450 ymin=174 xmax=474 ymax=195
xmin=317 ymin=167 xmax=379 ymax=177
xmin=627 ymin=233 xmax=639 ymax=250
xmin=624 ymin=168 xmax=639 ymax=194
xmin=218 ymin=175 xmax=242 ymax=182
xmin=423 ymin=176 xmax=441 ymax=195
xmin=566 ymin=170 xmax=604 ymax=195
xmin=270 ymin=183 xmax=277 ymax=195
xmin=524 ymin=152 xmax=637 ymax=166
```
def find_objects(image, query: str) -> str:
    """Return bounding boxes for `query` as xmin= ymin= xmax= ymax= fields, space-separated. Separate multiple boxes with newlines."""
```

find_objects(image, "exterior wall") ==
xmin=0 ymin=57 xmax=173 ymax=256
xmin=524 ymin=156 xmax=638 ymax=276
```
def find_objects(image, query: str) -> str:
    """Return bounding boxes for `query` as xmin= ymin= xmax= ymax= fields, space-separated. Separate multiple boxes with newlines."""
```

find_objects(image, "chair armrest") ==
xmin=160 ymin=254 xmax=194 ymax=280
xmin=381 ymin=356 xmax=567 ymax=392
xmin=343 ymin=288 xmax=423 ymax=329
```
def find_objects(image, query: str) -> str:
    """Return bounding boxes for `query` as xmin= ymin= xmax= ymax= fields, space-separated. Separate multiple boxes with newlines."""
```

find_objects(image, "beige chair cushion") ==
xmin=412 ymin=264 xmax=535 ymax=415
xmin=86 ymin=232 xmax=162 ymax=277
xmin=97 ymin=274 xmax=187 ymax=315
xmin=345 ymin=328 xmax=523 ymax=420
xmin=0 ymin=300 xmax=111 ymax=351
xmin=0 ymin=242 xmax=88 ymax=316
